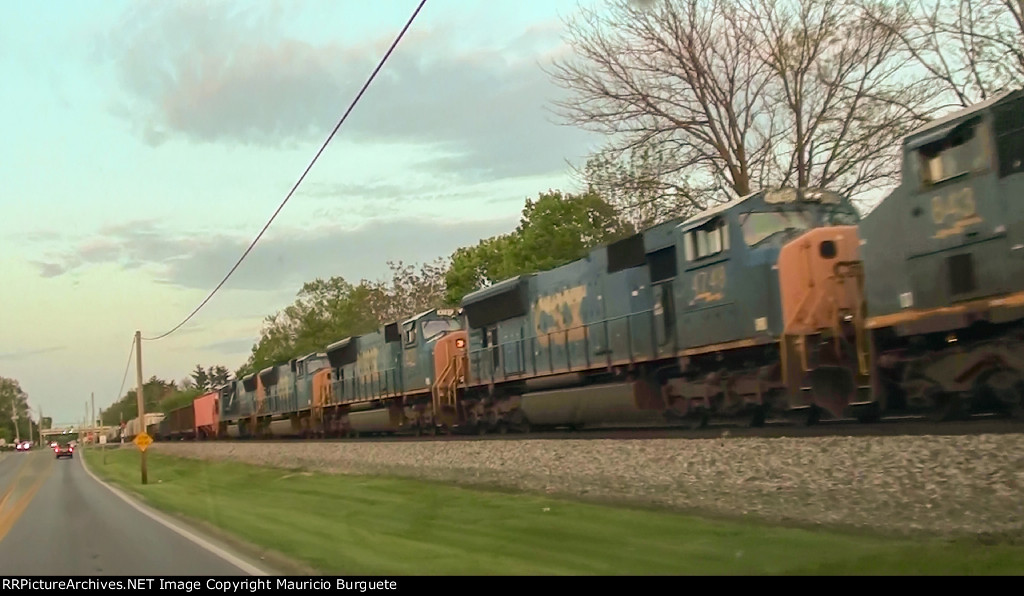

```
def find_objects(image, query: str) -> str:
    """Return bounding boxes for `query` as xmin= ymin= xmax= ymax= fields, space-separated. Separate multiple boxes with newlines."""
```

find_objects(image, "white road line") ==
xmin=78 ymin=451 xmax=270 ymax=576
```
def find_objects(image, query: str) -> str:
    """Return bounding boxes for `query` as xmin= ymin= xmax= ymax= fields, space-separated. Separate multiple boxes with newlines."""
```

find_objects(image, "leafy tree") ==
xmin=159 ymin=388 xmax=204 ymax=414
xmin=189 ymin=364 xmax=231 ymax=391
xmin=373 ymin=259 xmax=449 ymax=323
xmin=444 ymin=235 xmax=518 ymax=306
xmin=190 ymin=365 xmax=209 ymax=392
xmin=101 ymin=376 xmax=178 ymax=426
xmin=444 ymin=189 xmax=634 ymax=304
xmin=0 ymin=376 xmax=37 ymax=443
xmin=235 ymin=258 xmax=452 ymax=378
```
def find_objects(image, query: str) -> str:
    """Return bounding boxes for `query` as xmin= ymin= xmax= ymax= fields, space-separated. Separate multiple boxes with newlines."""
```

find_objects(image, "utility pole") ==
xmin=91 ymin=392 xmax=95 ymax=446
xmin=100 ymin=406 xmax=106 ymax=465
xmin=135 ymin=330 xmax=147 ymax=484
xmin=11 ymin=401 xmax=19 ymax=444
xmin=27 ymin=404 xmax=33 ymax=446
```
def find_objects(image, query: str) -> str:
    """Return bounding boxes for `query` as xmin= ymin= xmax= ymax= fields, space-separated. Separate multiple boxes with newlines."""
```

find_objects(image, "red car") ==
xmin=54 ymin=443 xmax=74 ymax=459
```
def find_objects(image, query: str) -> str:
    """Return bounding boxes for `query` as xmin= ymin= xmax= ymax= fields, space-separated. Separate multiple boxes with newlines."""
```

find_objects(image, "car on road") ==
xmin=54 ymin=443 xmax=73 ymax=459
xmin=15 ymin=441 xmax=31 ymax=452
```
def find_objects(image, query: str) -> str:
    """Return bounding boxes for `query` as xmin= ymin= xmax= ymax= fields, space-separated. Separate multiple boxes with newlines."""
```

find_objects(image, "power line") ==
xmin=115 ymin=335 xmax=136 ymax=409
xmin=143 ymin=0 xmax=428 ymax=341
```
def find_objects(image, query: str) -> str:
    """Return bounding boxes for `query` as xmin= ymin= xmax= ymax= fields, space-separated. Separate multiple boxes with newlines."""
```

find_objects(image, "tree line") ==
xmin=0 ymin=377 xmax=43 ymax=444
xmin=99 ymin=0 xmax=1022 ymax=418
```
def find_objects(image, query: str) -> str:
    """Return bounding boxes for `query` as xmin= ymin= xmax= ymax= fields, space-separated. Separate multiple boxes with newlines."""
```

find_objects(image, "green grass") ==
xmin=83 ymin=447 xmax=1024 ymax=575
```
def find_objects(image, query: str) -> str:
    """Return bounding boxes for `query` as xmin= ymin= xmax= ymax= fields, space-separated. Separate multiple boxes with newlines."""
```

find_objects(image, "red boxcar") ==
xmin=193 ymin=391 xmax=220 ymax=440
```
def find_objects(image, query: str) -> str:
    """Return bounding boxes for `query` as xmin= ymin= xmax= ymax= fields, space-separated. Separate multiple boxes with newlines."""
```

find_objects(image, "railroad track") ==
xmin=141 ymin=414 xmax=1024 ymax=446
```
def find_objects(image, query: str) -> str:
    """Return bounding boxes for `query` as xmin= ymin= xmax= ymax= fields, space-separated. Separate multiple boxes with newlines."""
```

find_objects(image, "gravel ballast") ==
xmin=147 ymin=434 xmax=1024 ymax=539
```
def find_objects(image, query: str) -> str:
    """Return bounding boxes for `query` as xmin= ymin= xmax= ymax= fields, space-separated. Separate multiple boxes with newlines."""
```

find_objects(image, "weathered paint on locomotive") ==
xmin=863 ymin=88 xmax=1024 ymax=325
xmin=259 ymin=363 xmax=296 ymax=416
xmin=860 ymin=88 xmax=1024 ymax=419
xmin=777 ymin=225 xmax=869 ymax=418
xmin=456 ymin=188 xmax=860 ymax=429
xmin=327 ymin=328 xmax=403 ymax=403
xmin=400 ymin=308 xmax=463 ymax=394
xmin=319 ymin=308 xmax=463 ymax=433
xmin=286 ymin=352 xmax=327 ymax=410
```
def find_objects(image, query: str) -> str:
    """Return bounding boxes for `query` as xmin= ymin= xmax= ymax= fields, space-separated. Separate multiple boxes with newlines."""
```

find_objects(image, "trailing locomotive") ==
xmin=116 ymin=89 xmax=1024 ymax=442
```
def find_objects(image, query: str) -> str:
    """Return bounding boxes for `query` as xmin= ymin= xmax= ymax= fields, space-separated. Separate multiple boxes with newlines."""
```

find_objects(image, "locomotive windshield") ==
xmin=422 ymin=318 xmax=461 ymax=342
xmin=740 ymin=210 xmax=814 ymax=248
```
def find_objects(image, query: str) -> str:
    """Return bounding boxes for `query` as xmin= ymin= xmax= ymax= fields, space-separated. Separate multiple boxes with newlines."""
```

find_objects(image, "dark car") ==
xmin=54 ymin=443 xmax=74 ymax=459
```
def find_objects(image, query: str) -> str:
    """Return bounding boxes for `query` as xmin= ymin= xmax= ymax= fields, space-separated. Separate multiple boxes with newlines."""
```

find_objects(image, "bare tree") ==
xmin=578 ymin=144 xmax=709 ymax=230
xmin=549 ymin=0 xmax=930 ymax=215
xmin=862 ymin=0 xmax=1024 ymax=108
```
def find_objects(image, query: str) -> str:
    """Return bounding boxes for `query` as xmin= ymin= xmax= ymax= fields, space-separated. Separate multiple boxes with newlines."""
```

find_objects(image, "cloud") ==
xmin=35 ymin=262 xmax=70 ymax=278
xmin=0 ymin=346 xmax=67 ymax=361
xmin=100 ymin=2 xmax=600 ymax=180
xmin=34 ymin=216 xmax=517 ymax=292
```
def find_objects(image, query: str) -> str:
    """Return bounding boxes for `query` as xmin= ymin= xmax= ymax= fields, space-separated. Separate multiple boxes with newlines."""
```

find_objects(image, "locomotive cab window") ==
xmin=994 ymin=95 xmax=1024 ymax=178
xmin=422 ymin=319 xmax=459 ymax=343
xmin=740 ymin=211 xmax=813 ymax=248
xmin=403 ymin=322 xmax=416 ymax=346
xmin=917 ymin=118 xmax=991 ymax=187
xmin=684 ymin=217 xmax=729 ymax=262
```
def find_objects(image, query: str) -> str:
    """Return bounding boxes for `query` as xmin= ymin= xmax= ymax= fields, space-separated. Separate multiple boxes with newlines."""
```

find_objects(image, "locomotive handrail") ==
xmin=463 ymin=309 xmax=658 ymax=384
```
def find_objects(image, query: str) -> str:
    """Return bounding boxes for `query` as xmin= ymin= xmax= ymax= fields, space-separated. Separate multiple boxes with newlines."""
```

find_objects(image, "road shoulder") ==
xmin=78 ymin=447 xmax=317 ymax=576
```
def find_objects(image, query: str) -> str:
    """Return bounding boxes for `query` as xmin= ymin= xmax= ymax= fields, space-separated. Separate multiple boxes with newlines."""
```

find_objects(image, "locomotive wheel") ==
xmin=929 ymin=393 xmax=964 ymax=422
xmin=976 ymin=370 xmax=1024 ymax=418
xmin=477 ymin=422 xmax=488 ymax=435
xmin=688 ymin=410 xmax=710 ymax=430
xmin=748 ymin=406 xmax=767 ymax=428
xmin=804 ymin=405 xmax=821 ymax=427
xmin=854 ymin=402 xmax=882 ymax=424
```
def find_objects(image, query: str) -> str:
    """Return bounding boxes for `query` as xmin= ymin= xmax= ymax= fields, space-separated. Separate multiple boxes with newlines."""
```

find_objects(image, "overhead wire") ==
xmin=142 ymin=0 xmax=428 ymax=341
xmin=107 ymin=334 xmax=135 ymax=422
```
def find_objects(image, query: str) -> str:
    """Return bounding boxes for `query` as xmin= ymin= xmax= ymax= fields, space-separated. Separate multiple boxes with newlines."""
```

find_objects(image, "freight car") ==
xmin=779 ymin=87 xmax=1024 ymax=423
xmin=157 ymin=403 xmax=195 ymax=441
xmin=121 ymin=413 xmax=165 ymax=441
xmin=151 ymin=390 xmax=221 ymax=441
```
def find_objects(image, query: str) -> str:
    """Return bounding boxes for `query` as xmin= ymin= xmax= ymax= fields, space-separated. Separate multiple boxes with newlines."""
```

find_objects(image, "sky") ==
xmin=0 ymin=0 xmax=608 ymax=426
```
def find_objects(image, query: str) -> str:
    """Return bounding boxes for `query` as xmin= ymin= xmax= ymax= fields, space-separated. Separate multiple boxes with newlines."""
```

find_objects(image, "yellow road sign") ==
xmin=133 ymin=431 xmax=153 ymax=452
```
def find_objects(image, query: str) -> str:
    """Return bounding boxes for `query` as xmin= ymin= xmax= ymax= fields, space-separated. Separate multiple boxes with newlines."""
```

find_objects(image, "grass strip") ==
xmin=84 ymin=447 xmax=1024 ymax=575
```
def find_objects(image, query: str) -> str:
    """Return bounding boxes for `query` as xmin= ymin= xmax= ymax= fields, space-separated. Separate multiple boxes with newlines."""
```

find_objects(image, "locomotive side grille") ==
xmin=947 ymin=253 xmax=977 ymax=296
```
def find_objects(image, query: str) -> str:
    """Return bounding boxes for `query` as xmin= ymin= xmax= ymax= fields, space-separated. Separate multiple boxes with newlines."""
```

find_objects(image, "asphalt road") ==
xmin=0 ymin=448 xmax=273 ymax=575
